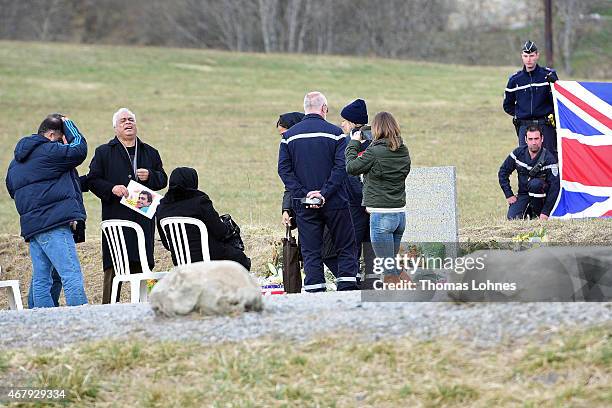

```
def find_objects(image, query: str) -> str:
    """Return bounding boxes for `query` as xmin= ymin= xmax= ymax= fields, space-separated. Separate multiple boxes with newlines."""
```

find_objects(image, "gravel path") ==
xmin=1 ymin=292 xmax=610 ymax=350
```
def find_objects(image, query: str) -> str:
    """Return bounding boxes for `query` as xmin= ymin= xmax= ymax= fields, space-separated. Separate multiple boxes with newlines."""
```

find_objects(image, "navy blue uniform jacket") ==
xmin=503 ymin=64 xmax=558 ymax=120
xmin=278 ymin=114 xmax=349 ymax=210
xmin=498 ymin=146 xmax=560 ymax=216
xmin=6 ymin=120 xmax=87 ymax=241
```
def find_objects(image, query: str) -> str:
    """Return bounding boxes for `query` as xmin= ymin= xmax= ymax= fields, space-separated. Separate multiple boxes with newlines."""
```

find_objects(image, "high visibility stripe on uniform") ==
xmin=336 ymin=277 xmax=357 ymax=282
xmin=542 ymin=164 xmax=558 ymax=171
xmin=281 ymin=132 xmax=344 ymax=144
xmin=510 ymin=152 xmax=533 ymax=170
xmin=528 ymin=192 xmax=547 ymax=198
xmin=303 ymin=283 xmax=327 ymax=290
xmin=505 ymin=82 xmax=550 ymax=93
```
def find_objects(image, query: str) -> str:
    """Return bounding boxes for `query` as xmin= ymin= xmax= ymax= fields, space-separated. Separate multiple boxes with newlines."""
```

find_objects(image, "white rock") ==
xmin=149 ymin=261 xmax=263 ymax=317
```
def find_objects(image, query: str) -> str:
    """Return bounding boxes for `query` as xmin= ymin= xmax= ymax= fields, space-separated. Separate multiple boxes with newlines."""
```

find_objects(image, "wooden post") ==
xmin=544 ymin=0 xmax=554 ymax=67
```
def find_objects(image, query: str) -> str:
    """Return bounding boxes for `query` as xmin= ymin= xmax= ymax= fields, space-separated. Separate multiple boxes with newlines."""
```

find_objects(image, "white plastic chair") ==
xmin=101 ymin=220 xmax=168 ymax=304
xmin=0 ymin=266 xmax=23 ymax=310
xmin=159 ymin=216 xmax=210 ymax=266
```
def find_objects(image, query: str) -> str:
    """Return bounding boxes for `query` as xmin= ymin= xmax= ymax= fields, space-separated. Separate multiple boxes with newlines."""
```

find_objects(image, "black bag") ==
xmin=282 ymin=226 xmax=302 ymax=293
xmin=219 ymin=214 xmax=245 ymax=251
xmin=71 ymin=220 xmax=86 ymax=243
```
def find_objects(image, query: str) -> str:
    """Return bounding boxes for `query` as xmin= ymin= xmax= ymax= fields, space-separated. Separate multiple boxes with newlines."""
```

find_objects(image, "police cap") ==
xmin=521 ymin=40 xmax=538 ymax=53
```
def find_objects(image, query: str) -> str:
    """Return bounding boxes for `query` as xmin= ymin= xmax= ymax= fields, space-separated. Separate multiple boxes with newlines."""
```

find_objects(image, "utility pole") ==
xmin=544 ymin=0 xmax=554 ymax=67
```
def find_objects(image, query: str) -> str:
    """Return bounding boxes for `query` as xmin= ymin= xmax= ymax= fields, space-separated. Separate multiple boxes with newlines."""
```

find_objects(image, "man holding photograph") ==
xmin=87 ymin=108 xmax=167 ymax=303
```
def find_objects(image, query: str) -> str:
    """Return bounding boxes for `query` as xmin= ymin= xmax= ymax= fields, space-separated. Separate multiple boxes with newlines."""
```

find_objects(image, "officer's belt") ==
xmin=518 ymin=118 xmax=548 ymax=126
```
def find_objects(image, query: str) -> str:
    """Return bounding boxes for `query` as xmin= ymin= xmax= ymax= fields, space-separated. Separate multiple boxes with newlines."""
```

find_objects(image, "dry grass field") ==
xmin=1 ymin=324 xmax=610 ymax=406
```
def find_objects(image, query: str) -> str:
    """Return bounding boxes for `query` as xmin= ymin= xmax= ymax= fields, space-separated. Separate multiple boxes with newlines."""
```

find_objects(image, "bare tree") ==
xmin=258 ymin=0 xmax=279 ymax=52
xmin=0 ymin=0 xmax=22 ymax=38
xmin=209 ymin=0 xmax=259 ymax=51
xmin=557 ymin=0 xmax=585 ymax=75
xmin=0 ymin=0 xmax=605 ymax=79
xmin=285 ymin=0 xmax=302 ymax=52
xmin=296 ymin=0 xmax=313 ymax=53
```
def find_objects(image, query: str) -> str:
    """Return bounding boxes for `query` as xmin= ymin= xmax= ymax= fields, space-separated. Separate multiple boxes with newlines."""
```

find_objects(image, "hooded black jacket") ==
xmin=156 ymin=167 xmax=251 ymax=270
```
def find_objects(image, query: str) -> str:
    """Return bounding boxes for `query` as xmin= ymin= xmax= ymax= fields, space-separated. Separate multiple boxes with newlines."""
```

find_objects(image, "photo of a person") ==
xmin=119 ymin=180 xmax=163 ymax=219
xmin=137 ymin=191 xmax=153 ymax=213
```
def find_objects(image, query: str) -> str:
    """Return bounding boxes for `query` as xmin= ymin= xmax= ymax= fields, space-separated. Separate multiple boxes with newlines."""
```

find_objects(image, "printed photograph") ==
xmin=120 ymin=180 xmax=163 ymax=219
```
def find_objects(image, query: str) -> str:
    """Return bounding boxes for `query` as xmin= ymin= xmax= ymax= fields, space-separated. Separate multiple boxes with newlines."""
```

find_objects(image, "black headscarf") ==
xmin=277 ymin=112 xmax=305 ymax=129
xmin=161 ymin=167 xmax=206 ymax=204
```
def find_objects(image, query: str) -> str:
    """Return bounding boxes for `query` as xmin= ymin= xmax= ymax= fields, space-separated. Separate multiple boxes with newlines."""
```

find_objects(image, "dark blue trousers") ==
xmin=518 ymin=123 xmax=557 ymax=159
xmin=296 ymin=206 xmax=358 ymax=292
xmin=350 ymin=205 xmax=373 ymax=281
xmin=321 ymin=226 xmax=339 ymax=275
xmin=320 ymin=207 xmax=370 ymax=284
xmin=507 ymin=178 xmax=548 ymax=219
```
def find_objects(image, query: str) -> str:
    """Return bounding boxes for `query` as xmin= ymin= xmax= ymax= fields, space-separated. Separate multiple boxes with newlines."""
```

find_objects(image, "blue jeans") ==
xmin=370 ymin=212 xmax=406 ymax=276
xmin=28 ymin=268 xmax=62 ymax=308
xmin=29 ymin=226 xmax=88 ymax=308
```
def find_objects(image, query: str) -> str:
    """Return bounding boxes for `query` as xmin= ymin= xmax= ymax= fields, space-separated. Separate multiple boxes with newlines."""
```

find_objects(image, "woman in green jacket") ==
xmin=345 ymin=112 xmax=411 ymax=283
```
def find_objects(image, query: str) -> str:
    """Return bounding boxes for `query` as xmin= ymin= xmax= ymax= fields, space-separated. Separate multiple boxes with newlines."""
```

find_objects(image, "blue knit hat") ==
xmin=341 ymin=99 xmax=368 ymax=125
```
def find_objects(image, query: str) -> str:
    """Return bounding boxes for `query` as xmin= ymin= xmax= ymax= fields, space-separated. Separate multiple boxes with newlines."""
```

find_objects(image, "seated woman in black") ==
xmin=156 ymin=167 xmax=251 ymax=270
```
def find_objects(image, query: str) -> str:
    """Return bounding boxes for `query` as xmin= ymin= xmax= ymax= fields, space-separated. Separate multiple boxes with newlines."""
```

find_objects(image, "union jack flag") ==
xmin=551 ymin=81 xmax=612 ymax=219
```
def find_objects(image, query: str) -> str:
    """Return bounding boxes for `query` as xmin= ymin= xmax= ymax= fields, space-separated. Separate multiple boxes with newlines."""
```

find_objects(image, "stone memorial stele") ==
xmin=402 ymin=166 xmax=458 ymax=256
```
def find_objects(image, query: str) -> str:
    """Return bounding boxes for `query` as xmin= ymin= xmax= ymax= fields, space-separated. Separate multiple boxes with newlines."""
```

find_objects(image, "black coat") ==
xmin=87 ymin=136 xmax=167 ymax=270
xmin=156 ymin=193 xmax=251 ymax=270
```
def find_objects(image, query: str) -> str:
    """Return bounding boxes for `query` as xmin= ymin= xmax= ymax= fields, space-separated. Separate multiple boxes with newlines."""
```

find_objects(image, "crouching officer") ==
xmin=278 ymin=91 xmax=359 ymax=292
xmin=503 ymin=40 xmax=559 ymax=158
xmin=498 ymin=126 xmax=560 ymax=220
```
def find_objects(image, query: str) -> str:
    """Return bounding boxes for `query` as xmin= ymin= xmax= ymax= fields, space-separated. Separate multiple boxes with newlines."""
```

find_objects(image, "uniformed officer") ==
xmin=503 ymin=40 xmax=559 ymax=158
xmin=498 ymin=125 xmax=560 ymax=220
xmin=278 ymin=91 xmax=359 ymax=292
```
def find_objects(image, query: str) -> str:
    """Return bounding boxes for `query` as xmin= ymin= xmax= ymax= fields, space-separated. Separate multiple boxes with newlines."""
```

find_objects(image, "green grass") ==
xmin=1 ymin=324 xmax=610 ymax=406
xmin=0 ymin=39 xmax=540 ymax=236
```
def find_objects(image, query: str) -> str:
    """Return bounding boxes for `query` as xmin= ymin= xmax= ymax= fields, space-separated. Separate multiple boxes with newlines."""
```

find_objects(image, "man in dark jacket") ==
xmin=277 ymin=111 xmax=339 ymax=276
xmin=278 ymin=91 xmax=358 ymax=292
xmin=87 ymin=108 xmax=167 ymax=304
xmin=503 ymin=40 xmax=559 ymax=157
xmin=6 ymin=114 xmax=88 ymax=308
xmin=498 ymin=126 xmax=560 ymax=220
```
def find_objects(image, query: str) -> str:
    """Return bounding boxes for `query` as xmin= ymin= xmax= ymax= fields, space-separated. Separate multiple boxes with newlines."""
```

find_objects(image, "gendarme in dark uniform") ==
xmin=498 ymin=126 xmax=560 ymax=220
xmin=503 ymin=40 xmax=559 ymax=157
xmin=278 ymin=92 xmax=358 ymax=292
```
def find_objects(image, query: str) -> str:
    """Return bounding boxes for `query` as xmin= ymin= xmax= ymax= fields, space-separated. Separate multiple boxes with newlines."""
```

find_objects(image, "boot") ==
xmin=383 ymin=274 xmax=401 ymax=285
xmin=399 ymin=271 xmax=412 ymax=283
